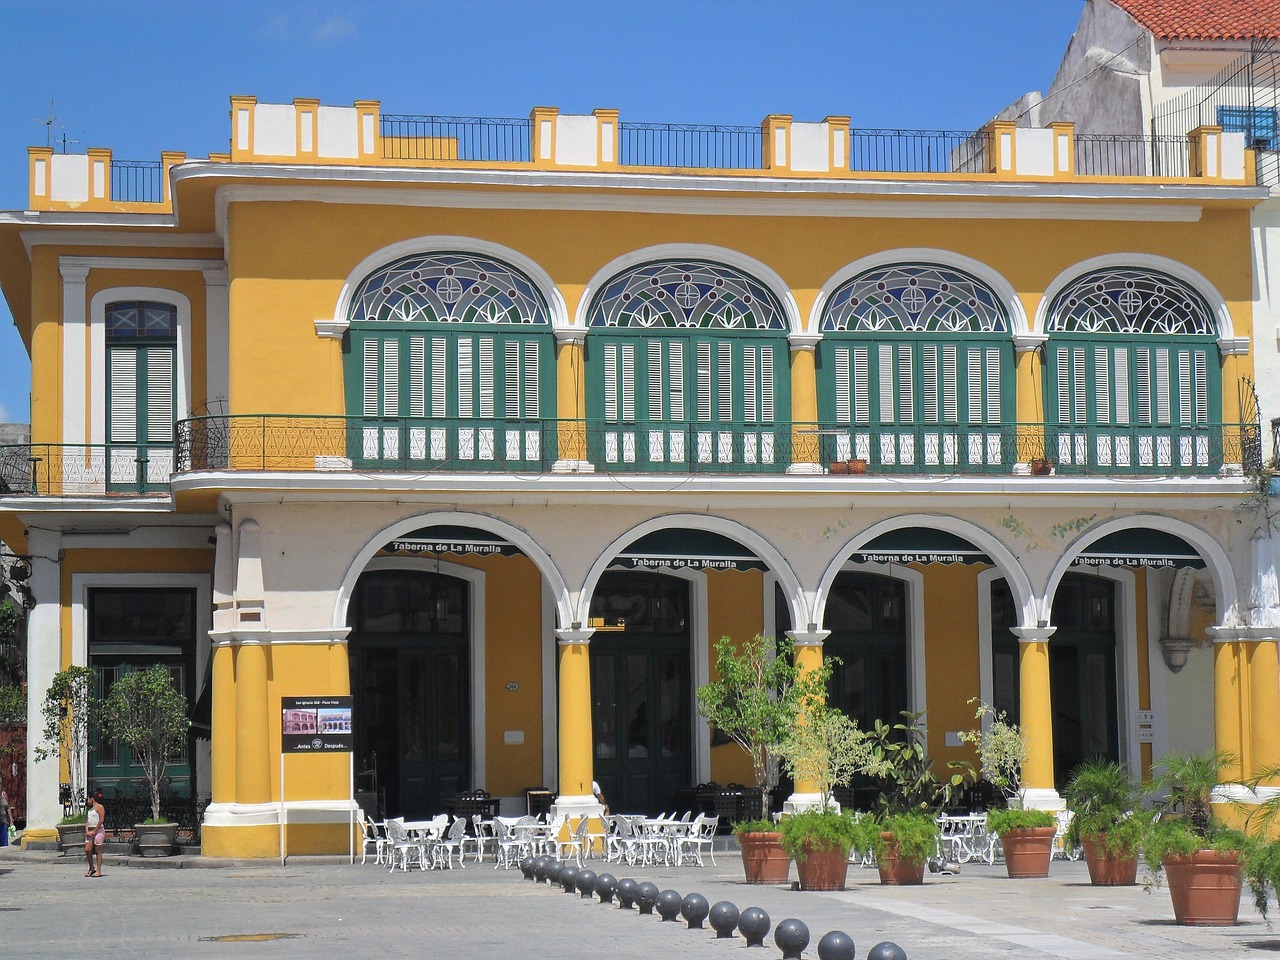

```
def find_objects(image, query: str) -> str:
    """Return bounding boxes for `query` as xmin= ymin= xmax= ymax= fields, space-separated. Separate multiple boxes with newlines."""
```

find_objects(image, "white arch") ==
xmin=808 ymin=247 xmax=1029 ymax=339
xmin=323 ymin=235 xmax=570 ymax=333
xmin=1045 ymin=515 xmax=1239 ymax=622
xmin=571 ymin=243 xmax=805 ymax=335
xmin=814 ymin=514 xmax=1037 ymax=629
xmin=332 ymin=510 xmax=572 ymax=629
xmin=575 ymin=514 xmax=807 ymax=631
xmin=1033 ymin=253 xmax=1238 ymax=346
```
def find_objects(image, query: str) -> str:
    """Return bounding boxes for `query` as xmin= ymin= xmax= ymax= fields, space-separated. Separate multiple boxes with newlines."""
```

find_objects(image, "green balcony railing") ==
xmin=0 ymin=443 xmax=174 ymax=495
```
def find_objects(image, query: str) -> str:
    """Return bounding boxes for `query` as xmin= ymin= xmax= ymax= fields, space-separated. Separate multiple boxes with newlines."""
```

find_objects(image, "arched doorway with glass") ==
xmin=347 ymin=566 xmax=471 ymax=819
xmin=588 ymin=571 xmax=692 ymax=816
xmin=990 ymin=573 xmax=1120 ymax=790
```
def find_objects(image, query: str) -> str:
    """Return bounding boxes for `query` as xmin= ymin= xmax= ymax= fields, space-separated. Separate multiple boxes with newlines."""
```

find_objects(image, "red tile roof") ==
xmin=1111 ymin=0 xmax=1280 ymax=40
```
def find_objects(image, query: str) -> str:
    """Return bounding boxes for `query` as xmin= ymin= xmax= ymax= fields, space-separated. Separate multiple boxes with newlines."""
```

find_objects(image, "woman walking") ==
xmin=84 ymin=790 xmax=105 ymax=877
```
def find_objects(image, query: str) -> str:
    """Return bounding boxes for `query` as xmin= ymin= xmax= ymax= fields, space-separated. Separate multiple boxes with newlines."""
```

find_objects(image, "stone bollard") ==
xmin=656 ymin=889 xmax=683 ymax=922
xmin=616 ymin=878 xmax=638 ymax=909
xmin=709 ymin=901 xmax=740 ymax=939
xmin=739 ymin=907 xmax=771 ymax=947
xmin=576 ymin=869 xmax=597 ymax=899
xmin=774 ymin=919 xmax=809 ymax=960
xmin=595 ymin=873 xmax=617 ymax=904
xmin=816 ymin=930 xmax=855 ymax=960
xmin=560 ymin=866 xmax=579 ymax=893
xmin=636 ymin=882 xmax=659 ymax=915
xmin=681 ymin=893 xmax=709 ymax=929
xmin=866 ymin=942 xmax=908 ymax=960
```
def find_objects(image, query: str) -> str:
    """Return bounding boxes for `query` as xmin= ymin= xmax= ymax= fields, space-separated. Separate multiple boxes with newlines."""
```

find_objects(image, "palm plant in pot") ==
xmin=697 ymin=634 xmax=828 ymax=884
xmin=1142 ymin=751 xmax=1253 ymax=926
xmin=1063 ymin=758 xmax=1146 ymax=886
xmin=100 ymin=665 xmax=191 ymax=857
xmin=957 ymin=701 xmax=1056 ymax=878
xmin=861 ymin=711 xmax=960 ymax=885
xmin=776 ymin=703 xmax=888 ymax=891
xmin=34 ymin=666 xmax=99 ymax=850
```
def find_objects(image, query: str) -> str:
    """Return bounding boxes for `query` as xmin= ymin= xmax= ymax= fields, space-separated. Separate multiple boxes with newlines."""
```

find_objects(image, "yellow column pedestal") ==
xmin=789 ymin=338 xmax=820 ymax=470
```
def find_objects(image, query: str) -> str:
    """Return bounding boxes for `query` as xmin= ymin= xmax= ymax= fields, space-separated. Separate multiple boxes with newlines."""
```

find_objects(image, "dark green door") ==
xmin=589 ymin=572 xmax=691 ymax=814
xmin=349 ymin=570 xmax=469 ymax=819
xmin=823 ymin=572 xmax=909 ymax=730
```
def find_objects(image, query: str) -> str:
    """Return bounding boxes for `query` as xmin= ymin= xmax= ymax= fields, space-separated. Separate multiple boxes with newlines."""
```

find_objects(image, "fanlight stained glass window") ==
xmin=350 ymin=252 xmax=550 ymax=325
xmin=820 ymin=264 xmax=1008 ymax=333
xmin=106 ymin=301 xmax=177 ymax=339
xmin=1046 ymin=269 xmax=1216 ymax=336
xmin=588 ymin=259 xmax=786 ymax=330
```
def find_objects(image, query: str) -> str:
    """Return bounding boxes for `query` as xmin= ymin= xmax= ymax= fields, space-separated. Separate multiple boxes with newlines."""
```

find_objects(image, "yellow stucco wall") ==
xmin=705 ymin=568 xmax=766 ymax=787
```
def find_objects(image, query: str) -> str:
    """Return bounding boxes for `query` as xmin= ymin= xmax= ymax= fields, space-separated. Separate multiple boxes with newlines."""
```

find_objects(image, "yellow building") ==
xmin=0 ymin=98 xmax=1274 ymax=857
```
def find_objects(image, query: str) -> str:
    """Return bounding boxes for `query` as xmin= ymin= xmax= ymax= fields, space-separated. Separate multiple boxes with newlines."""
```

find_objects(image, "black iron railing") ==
xmin=1073 ymin=135 xmax=1191 ymax=177
xmin=848 ymin=129 xmax=991 ymax=174
xmin=110 ymin=160 xmax=164 ymax=203
xmin=618 ymin=122 xmax=764 ymax=169
xmin=380 ymin=115 xmax=531 ymax=162
xmin=100 ymin=795 xmax=206 ymax=845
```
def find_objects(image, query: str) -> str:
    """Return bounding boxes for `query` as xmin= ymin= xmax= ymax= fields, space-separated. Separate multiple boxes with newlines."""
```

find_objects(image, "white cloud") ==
xmin=263 ymin=12 xmax=357 ymax=48
xmin=0 ymin=403 xmax=9 ymax=423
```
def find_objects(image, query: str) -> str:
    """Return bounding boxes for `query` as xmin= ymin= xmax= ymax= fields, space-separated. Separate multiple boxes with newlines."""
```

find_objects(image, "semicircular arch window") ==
xmin=587 ymin=259 xmax=786 ymax=330
xmin=816 ymin=264 xmax=1012 ymax=474
xmin=1046 ymin=268 xmax=1215 ymax=335
xmin=821 ymin=263 xmax=1008 ymax=333
xmin=350 ymin=252 xmax=550 ymax=326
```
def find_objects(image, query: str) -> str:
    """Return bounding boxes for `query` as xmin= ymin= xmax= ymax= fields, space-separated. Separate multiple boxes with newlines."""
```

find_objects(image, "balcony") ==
xmin=0 ymin=443 xmax=174 ymax=496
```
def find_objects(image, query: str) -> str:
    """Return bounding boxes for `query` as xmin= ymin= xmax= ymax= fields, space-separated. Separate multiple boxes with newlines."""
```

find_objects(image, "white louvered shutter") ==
xmin=457 ymin=338 xmax=474 ymax=418
xmin=145 ymin=347 xmax=175 ymax=442
xmin=431 ymin=338 xmax=447 ymax=418
xmin=409 ymin=337 xmax=426 ymax=418
xmin=669 ymin=341 xmax=685 ymax=421
xmin=382 ymin=340 xmax=399 ymax=418
xmin=506 ymin=341 xmax=521 ymax=418
xmin=109 ymin=349 xmax=138 ymax=443
xmin=718 ymin=341 xmax=733 ymax=422
xmin=363 ymin=340 xmax=380 ymax=417
xmin=697 ymin=342 xmax=712 ymax=422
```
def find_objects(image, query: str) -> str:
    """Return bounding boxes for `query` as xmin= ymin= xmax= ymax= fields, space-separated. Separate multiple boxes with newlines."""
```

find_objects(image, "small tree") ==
xmin=955 ymin=699 xmax=1027 ymax=807
xmin=34 ymin=666 xmax=98 ymax=818
xmin=696 ymin=634 xmax=829 ymax=814
xmin=777 ymin=702 xmax=888 ymax=813
xmin=101 ymin=666 xmax=190 ymax=823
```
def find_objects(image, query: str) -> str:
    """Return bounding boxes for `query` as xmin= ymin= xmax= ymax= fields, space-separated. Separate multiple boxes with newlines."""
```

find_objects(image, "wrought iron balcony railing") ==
xmin=0 ymin=443 xmax=174 ymax=496
xmin=110 ymin=160 xmax=164 ymax=203
xmin=380 ymin=115 xmax=532 ymax=163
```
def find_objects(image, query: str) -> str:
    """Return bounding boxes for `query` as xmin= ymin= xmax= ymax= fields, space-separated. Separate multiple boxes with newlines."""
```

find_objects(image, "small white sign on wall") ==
xmin=1136 ymin=710 xmax=1156 ymax=743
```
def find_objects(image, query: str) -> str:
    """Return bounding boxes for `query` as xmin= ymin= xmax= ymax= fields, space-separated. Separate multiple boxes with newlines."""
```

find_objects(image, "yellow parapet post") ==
xmin=555 ymin=629 xmax=594 ymax=798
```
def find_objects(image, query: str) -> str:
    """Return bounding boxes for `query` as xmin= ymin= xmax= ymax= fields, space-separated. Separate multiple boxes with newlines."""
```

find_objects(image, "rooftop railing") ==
xmin=617 ymin=122 xmax=764 ymax=170
xmin=850 ymin=129 xmax=991 ymax=174
xmin=1073 ymin=135 xmax=1192 ymax=178
xmin=110 ymin=159 xmax=164 ymax=203
xmin=380 ymin=115 xmax=532 ymax=163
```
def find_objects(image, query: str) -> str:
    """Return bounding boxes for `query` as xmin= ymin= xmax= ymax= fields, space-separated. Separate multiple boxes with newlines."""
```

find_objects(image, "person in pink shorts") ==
xmin=84 ymin=790 xmax=106 ymax=877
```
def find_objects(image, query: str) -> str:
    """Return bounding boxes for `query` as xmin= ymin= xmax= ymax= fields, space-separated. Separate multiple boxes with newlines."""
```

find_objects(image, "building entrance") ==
xmin=348 ymin=569 xmax=469 ymax=819
xmin=588 ymin=572 xmax=692 ymax=815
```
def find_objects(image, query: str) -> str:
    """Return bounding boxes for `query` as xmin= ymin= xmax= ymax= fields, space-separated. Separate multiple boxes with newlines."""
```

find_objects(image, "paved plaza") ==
xmin=2 ymin=846 xmax=1278 ymax=959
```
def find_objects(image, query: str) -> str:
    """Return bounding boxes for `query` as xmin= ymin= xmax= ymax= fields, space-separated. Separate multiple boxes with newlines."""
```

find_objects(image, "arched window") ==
xmin=818 ymin=264 xmax=1012 ymax=473
xmin=345 ymin=252 xmax=554 ymax=470
xmin=585 ymin=260 xmax=790 ymax=472
xmin=106 ymin=300 xmax=177 ymax=491
xmin=1045 ymin=268 xmax=1220 ymax=473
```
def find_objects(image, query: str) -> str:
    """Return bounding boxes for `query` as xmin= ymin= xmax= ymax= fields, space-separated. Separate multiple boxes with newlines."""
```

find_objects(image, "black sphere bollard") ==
xmin=709 ymin=901 xmax=740 ymax=939
xmin=817 ymin=930 xmax=856 ymax=960
xmin=577 ymin=869 xmax=597 ymax=898
xmin=616 ymin=878 xmax=638 ymax=909
xmin=531 ymin=857 xmax=547 ymax=882
xmin=681 ymin=893 xmax=709 ymax=929
xmin=866 ymin=942 xmax=908 ymax=960
xmin=739 ymin=907 xmax=771 ymax=948
xmin=519 ymin=856 xmax=535 ymax=879
xmin=595 ymin=873 xmax=617 ymax=904
xmin=656 ymin=889 xmax=683 ymax=922
xmin=560 ymin=866 xmax=579 ymax=893
xmin=774 ymin=919 xmax=810 ymax=960
xmin=636 ymin=881 xmax=660 ymax=915
xmin=546 ymin=860 xmax=563 ymax=885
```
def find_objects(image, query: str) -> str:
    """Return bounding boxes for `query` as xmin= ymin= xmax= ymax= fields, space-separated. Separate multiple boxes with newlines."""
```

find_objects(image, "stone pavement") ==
xmin=1 ymin=846 xmax=1278 ymax=959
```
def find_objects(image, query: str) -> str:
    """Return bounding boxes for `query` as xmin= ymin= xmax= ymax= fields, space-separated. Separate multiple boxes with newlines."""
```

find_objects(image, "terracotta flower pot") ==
xmin=847 ymin=458 xmax=869 ymax=475
xmin=737 ymin=831 xmax=790 ymax=884
xmin=1163 ymin=850 xmax=1242 ymax=926
xmin=1030 ymin=458 xmax=1053 ymax=476
xmin=1081 ymin=837 xmax=1138 ymax=886
xmin=794 ymin=840 xmax=851 ymax=891
xmin=999 ymin=826 xmax=1056 ymax=878
xmin=876 ymin=833 xmax=926 ymax=886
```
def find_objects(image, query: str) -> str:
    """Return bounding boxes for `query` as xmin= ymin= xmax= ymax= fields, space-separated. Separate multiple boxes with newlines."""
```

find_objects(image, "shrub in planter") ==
xmin=1064 ymin=758 xmax=1145 ymax=885
xmin=34 ymin=666 xmax=99 ymax=825
xmin=987 ymin=808 xmax=1057 ymax=878
xmin=733 ymin=818 xmax=790 ymax=884
xmin=867 ymin=812 xmax=940 ymax=885
xmin=779 ymin=809 xmax=861 ymax=891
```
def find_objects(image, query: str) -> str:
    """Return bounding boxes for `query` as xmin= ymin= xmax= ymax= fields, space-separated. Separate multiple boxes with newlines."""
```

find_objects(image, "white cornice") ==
xmin=210 ymin=627 xmax=352 ymax=647
xmin=59 ymin=255 xmax=225 ymax=273
xmin=314 ymin=318 xmax=348 ymax=339
xmin=21 ymin=229 xmax=221 ymax=258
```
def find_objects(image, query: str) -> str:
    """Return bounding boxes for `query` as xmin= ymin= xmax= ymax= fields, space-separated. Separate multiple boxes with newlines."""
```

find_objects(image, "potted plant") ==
xmin=33 ymin=665 xmax=98 ymax=850
xmin=956 ymin=701 xmax=1056 ymax=878
xmin=1142 ymin=751 xmax=1251 ymax=926
xmin=697 ymin=634 xmax=828 ymax=884
xmin=776 ymin=703 xmax=888 ymax=891
xmin=861 ymin=711 xmax=959 ymax=885
xmin=100 ymin=665 xmax=191 ymax=857
xmin=1063 ymin=758 xmax=1145 ymax=885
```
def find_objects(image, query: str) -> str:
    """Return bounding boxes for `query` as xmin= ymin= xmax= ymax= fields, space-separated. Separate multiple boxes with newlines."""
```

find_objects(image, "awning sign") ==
xmin=1080 ymin=530 xmax=1205 ymax=569
xmin=383 ymin=525 xmax=521 ymax=558
xmin=850 ymin=529 xmax=991 ymax=566
xmin=614 ymin=528 xmax=768 ymax=572
xmin=282 ymin=696 xmax=353 ymax=753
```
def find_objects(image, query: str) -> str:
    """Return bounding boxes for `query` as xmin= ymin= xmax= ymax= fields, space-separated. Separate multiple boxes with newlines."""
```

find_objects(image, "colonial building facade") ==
xmin=0 ymin=96 xmax=1271 ymax=857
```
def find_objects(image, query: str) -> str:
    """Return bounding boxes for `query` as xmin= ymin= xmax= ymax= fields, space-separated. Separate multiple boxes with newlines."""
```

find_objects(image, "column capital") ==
xmin=786 ymin=628 xmax=830 ymax=647
xmin=556 ymin=628 xmax=595 ymax=645
xmin=1011 ymin=626 xmax=1056 ymax=644
xmin=553 ymin=327 xmax=588 ymax=345
xmin=787 ymin=331 xmax=822 ymax=352
xmin=59 ymin=261 xmax=91 ymax=284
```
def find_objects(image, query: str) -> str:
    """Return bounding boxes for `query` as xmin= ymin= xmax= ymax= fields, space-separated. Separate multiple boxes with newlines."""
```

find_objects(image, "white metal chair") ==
xmin=384 ymin=818 xmax=427 ymax=872
xmin=357 ymin=809 xmax=388 ymax=865
xmin=558 ymin=815 xmax=590 ymax=867
xmin=675 ymin=813 xmax=718 ymax=866
xmin=433 ymin=816 xmax=468 ymax=869
xmin=464 ymin=814 xmax=493 ymax=863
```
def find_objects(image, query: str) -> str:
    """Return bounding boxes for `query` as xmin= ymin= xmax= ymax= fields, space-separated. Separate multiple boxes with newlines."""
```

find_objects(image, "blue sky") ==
xmin=0 ymin=0 xmax=1087 ymax=427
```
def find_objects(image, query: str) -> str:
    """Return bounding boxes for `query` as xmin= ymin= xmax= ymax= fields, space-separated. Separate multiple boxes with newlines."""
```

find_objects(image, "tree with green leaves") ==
xmin=101 ymin=665 xmax=190 ymax=824
xmin=777 ymin=702 xmax=889 ymax=813
xmin=34 ymin=666 xmax=98 ymax=818
xmin=696 ymin=634 xmax=829 ymax=814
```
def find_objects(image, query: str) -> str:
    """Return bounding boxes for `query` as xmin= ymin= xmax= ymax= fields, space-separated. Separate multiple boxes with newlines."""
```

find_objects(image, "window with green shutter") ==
xmin=105 ymin=301 xmax=177 ymax=491
xmin=584 ymin=259 xmax=790 ymax=472
xmin=1046 ymin=268 xmax=1219 ymax=473
xmin=344 ymin=253 xmax=554 ymax=470
xmin=817 ymin=264 xmax=1012 ymax=472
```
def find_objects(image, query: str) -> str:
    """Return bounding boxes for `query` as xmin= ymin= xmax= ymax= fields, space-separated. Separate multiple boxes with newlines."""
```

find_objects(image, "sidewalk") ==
xmin=2 ymin=846 xmax=1276 ymax=959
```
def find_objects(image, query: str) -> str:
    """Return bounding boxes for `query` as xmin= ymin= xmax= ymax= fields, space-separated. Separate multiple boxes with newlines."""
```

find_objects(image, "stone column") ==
xmin=1010 ymin=626 xmax=1062 ymax=809
xmin=1212 ymin=633 xmax=1245 ymax=783
xmin=783 ymin=627 xmax=830 ymax=813
xmin=23 ymin=528 xmax=62 ymax=836
xmin=1246 ymin=635 xmax=1280 ymax=783
xmin=786 ymin=332 xmax=822 ymax=475
xmin=551 ymin=627 xmax=600 ymax=818
xmin=551 ymin=328 xmax=592 ymax=473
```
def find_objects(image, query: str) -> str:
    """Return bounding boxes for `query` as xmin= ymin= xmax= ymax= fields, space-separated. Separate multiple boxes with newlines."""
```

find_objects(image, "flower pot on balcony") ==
xmin=847 ymin=458 xmax=868 ymax=475
xmin=1030 ymin=458 xmax=1053 ymax=476
xmin=829 ymin=460 xmax=849 ymax=475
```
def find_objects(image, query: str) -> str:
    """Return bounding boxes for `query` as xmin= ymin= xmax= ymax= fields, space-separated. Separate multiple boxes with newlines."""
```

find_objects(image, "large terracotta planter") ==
xmin=795 ymin=841 xmax=852 ymax=891
xmin=1163 ymin=850 xmax=1242 ymax=926
xmin=737 ymin=831 xmax=790 ymax=884
xmin=1081 ymin=837 xmax=1138 ymax=886
xmin=999 ymin=826 xmax=1056 ymax=878
xmin=876 ymin=833 xmax=925 ymax=886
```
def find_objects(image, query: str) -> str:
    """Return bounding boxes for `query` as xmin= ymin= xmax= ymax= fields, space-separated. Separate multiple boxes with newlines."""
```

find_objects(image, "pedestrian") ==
xmin=84 ymin=789 xmax=105 ymax=877
xmin=592 ymin=780 xmax=609 ymax=815
xmin=0 ymin=787 xmax=11 ymax=847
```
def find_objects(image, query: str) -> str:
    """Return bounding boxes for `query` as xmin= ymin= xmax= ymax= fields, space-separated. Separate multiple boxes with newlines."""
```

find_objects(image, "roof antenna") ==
xmin=34 ymin=99 xmax=58 ymax=149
